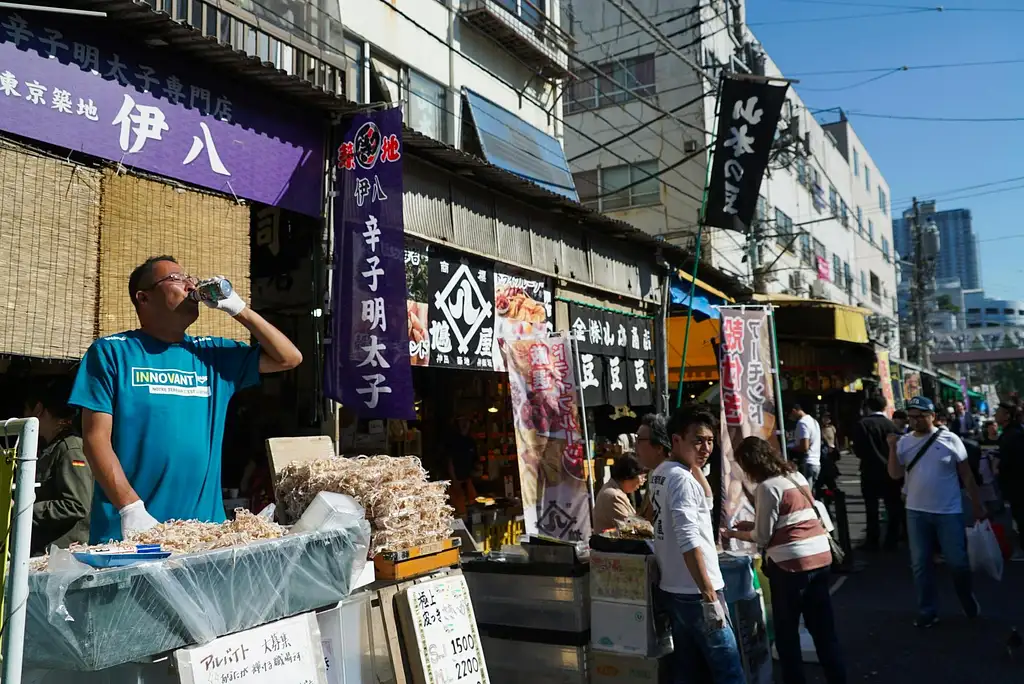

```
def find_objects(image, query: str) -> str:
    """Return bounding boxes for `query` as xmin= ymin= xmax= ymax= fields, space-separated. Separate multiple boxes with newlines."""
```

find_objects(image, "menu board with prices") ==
xmin=399 ymin=575 xmax=489 ymax=684
xmin=175 ymin=612 xmax=327 ymax=684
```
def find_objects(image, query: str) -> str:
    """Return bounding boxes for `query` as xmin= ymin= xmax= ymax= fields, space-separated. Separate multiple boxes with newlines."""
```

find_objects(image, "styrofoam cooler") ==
xmin=317 ymin=592 xmax=394 ymax=684
xmin=589 ymin=651 xmax=671 ymax=684
xmin=589 ymin=552 xmax=670 ymax=657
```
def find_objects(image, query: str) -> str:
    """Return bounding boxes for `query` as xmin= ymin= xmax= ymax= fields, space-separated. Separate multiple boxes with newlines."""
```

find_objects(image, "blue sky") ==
xmin=745 ymin=1 xmax=1024 ymax=299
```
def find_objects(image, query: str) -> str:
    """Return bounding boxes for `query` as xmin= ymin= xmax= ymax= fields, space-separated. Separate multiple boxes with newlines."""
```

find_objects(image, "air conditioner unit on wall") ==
xmin=788 ymin=271 xmax=805 ymax=293
xmin=809 ymin=281 xmax=828 ymax=299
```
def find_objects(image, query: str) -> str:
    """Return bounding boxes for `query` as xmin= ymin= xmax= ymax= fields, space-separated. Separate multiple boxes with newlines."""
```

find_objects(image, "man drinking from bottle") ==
xmin=70 ymin=256 xmax=303 ymax=543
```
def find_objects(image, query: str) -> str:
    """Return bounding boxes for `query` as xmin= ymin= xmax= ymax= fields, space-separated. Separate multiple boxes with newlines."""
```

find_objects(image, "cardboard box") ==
xmin=590 ymin=552 xmax=658 ymax=605
xmin=589 ymin=651 xmax=671 ymax=684
xmin=317 ymin=593 xmax=392 ymax=684
xmin=591 ymin=600 xmax=671 ymax=657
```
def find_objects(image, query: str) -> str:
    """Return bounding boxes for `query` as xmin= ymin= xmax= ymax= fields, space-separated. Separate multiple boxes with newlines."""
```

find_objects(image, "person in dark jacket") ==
xmin=950 ymin=401 xmax=978 ymax=441
xmin=852 ymin=394 xmax=902 ymax=551
xmin=23 ymin=376 xmax=93 ymax=555
xmin=995 ymin=401 xmax=1024 ymax=561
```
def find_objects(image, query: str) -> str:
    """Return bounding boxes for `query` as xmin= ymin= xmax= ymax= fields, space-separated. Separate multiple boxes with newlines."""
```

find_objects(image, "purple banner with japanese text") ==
xmin=324 ymin=107 xmax=414 ymax=419
xmin=718 ymin=306 xmax=781 ymax=554
xmin=0 ymin=10 xmax=324 ymax=216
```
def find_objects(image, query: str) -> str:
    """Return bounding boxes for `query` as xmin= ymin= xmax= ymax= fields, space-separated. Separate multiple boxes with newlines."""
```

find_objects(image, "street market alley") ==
xmin=796 ymin=455 xmax=1024 ymax=683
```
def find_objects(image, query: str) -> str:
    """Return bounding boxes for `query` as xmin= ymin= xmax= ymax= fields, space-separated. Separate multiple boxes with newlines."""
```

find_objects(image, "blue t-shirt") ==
xmin=69 ymin=330 xmax=261 ymax=543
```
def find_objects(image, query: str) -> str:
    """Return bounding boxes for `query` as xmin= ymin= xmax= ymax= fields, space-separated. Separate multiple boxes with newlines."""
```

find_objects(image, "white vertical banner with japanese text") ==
xmin=503 ymin=333 xmax=591 ymax=541
xmin=718 ymin=306 xmax=782 ymax=553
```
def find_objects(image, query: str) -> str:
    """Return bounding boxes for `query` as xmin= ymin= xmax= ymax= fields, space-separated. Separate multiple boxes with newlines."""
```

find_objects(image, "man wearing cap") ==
xmin=887 ymin=396 xmax=986 ymax=628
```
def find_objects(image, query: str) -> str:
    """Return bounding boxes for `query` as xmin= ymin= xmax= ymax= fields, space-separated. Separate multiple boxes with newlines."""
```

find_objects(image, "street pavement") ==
xmin=793 ymin=453 xmax=1024 ymax=683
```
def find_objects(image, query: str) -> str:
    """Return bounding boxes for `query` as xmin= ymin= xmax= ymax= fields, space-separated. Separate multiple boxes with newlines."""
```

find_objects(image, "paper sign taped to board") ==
xmin=401 ymin=575 xmax=489 ymax=684
xmin=174 ymin=612 xmax=328 ymax=684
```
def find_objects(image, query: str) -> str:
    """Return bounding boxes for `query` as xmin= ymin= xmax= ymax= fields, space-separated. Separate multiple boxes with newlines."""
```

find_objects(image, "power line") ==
xmin=778 ymin=0 xmax=1024 ymax=12
xmin=749 ymin=8 xmax=938 ymax=26
xmin=834 ymin=111 xmax=1024 ymax=123
xmin=790 ymin=57 xmax=1024 ymax=77
xmin=798 ymin=69 xmax=904 ymax=92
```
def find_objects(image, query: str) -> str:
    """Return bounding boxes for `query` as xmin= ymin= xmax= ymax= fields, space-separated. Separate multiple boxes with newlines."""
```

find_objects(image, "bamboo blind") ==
xmin=0 ymin=144 xmax=101 ymax=360
xmin=98 ymin=172 xmax=250 ymax=341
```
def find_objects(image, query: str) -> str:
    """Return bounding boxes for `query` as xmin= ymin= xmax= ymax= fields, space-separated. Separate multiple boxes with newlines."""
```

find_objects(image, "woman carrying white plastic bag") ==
xmin=966 ymin=520 xmax=1003 ymax=581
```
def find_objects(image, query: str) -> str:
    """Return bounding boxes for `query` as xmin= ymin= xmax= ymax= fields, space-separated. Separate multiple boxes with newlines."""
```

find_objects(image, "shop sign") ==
xmin=324 ymin=107 xmax=414 ymax=419
xmin=174 ymin=612 xmax=327 ymax=684
xmin=405 ymin=239 xmax=431 ymax=367
xmin=0 ymin=10 xmax=324 ymax=216
xmin=568 ymin=302 xmax=654 ymax=407
xmin=492 ymin=268 xmax=553 ymax=372
xmin=717 ymin=306 xmax=781 ymax=553
xmin=402 ymin=575 xmax=489 ymax=684
xmin=876 ymin=349 xmax=895 ymax=417
xmin=503 ymin=332 xmax=592 ymax=541
xmin=704 ymin=75 xmax=789 ymax=233
xmin=428 ymin=248 xmax=495 ymax=370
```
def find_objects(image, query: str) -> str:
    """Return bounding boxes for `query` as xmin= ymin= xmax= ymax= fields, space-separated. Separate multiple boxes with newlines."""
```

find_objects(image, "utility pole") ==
xmin=910 ymin=197 xmax=940 ymax=370
xmin=911 ymin=198 xmax=927 ymax=368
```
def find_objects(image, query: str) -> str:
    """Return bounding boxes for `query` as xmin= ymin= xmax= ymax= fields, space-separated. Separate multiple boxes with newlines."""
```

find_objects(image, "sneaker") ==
xmin=914 ymin=615 xmax=940 ymax=629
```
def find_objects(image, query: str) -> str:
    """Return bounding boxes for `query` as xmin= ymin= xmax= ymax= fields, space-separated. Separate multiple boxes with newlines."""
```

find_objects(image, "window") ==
xmin=813 ymin=238 xmax=826 ymax=262
xmin=756 ymin=195 xmax=768 ymax=227
xmin=1005 ymin=308 xmax=1015 ymax=315
xmin=495 ymin=0 xmax=546 ymax=30
xmin=370 ymin=56 xmax=401 ymax=103
xmin=853 ymin=148 xmax=859 ymax=176
xmin=843 ymin=262 xmax=852 ymax=293
xmin=573 ymin=160 xmax=660 ymax=211
xmin=840 ymin=200 xmax=849 ymax=227
xmin=800 ymin=233 xmax=812 ymax=265
xmin=870 ymin=272 xmax=881 ymax=304
xmin=986 ymin=307 xmax=999 ymax=315
xmin=829 ymin=186 xmax=838 ymax=216
xmin=832 ymin=254 xmax=841 ymax=282
xmin=408 ymin=70 xmax=448 ymax=143
xmin=882 ymin=237 xmax=890 ymax=263
xmin=856 ymin=206 xmax=863 ymax=233
xmin=868 ymin=219 xmax=875 ymax=244
xmin=775 ymin=208 xmax=794 ymax=249
xmin=878 ymin=187 xmax=888 ymax=215
xmin=967 ymin=308 xmax=981 ymax=314
xmin=861 ymin=270 xmax=867 ymax=295
xmin=865 ymin=165 xmax=871 ymax=191
xmin=565 ymin=55 xmax=656 ymax=113
xmin=796 ymin=157 xmax=807 ymax=186
xmin=344 ymin=38 xmax=363 ymax=103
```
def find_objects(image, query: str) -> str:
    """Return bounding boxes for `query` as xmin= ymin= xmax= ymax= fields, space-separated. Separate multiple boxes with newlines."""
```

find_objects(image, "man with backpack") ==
xmin=887 ymin=397 xmax=986 ymax=628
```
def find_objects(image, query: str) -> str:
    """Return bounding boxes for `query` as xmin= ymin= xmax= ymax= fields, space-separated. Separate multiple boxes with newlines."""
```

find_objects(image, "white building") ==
xmin=563 ymin=0 xmax=900 ymax=346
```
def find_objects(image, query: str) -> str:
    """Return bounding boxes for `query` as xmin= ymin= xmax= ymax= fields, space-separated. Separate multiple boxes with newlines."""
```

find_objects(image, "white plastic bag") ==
xmin=966 ymin=520 xmax=1003 ymax=581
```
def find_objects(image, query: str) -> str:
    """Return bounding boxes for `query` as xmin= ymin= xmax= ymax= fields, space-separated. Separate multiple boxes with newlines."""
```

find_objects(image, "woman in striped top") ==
xmin=721 ymin=436 xmax=846 ymax=684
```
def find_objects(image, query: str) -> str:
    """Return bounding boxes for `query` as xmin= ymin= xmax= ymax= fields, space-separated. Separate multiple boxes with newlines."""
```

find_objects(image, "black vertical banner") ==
xmin=704 ymin=77 xmax=789 ymax=233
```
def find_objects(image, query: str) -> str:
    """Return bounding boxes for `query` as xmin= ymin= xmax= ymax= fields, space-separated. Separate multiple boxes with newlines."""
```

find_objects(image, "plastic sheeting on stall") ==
xmin=24 ymin=520 xmax=370 ymax=672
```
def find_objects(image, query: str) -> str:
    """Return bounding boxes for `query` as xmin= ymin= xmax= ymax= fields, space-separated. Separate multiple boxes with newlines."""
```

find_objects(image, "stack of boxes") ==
xmin=588 ymin=551 xmax=671 ymax=684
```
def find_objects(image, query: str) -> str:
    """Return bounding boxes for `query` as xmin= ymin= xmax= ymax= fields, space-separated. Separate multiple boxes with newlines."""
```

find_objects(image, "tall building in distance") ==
xmin=893 ymin=201 xmax=981 ymax=290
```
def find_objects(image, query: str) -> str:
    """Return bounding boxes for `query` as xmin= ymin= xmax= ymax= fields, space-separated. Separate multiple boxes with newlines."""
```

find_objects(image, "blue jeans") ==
xmin=800 ymin=462 xmax=821 ymax=492
xmin=906 ymin=509 xmax=977 ymax=619
xmin=658 ymin=589 xmax=746 ymax=684
xmin=765 ymin=562 xmax=846 ymax=684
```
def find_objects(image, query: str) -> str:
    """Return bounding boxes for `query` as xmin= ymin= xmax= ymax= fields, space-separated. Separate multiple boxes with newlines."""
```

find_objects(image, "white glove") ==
xmin=203 ymin=276 xmax=246 ymax=317
xmin=120 ymin=500 xmax=159 ymax=540
xmin=701 ymin=597 xmax=728 ymax=631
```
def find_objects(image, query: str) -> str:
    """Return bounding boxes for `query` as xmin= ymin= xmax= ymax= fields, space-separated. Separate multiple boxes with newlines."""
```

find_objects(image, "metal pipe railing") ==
xmin=1 ymin=417 xmax=39 ymax=684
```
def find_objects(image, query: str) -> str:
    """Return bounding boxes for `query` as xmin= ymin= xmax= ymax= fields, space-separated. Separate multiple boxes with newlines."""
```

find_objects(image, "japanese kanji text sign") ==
xmin=502 ymin=333 xmax=591 ymax=541
xmin=876 ymin=349 xmax=895 ymax=418
xmin=568 ymin=302 xmax=655 ymax=407
xmin=718 ymin=306 xmax=781 ymax=552
xmin=324 ymin=107 xmax=414 ymax=419
xmin=428 ymin=248 xmax=495 ymax=370
xmin=0 ymin=11 xmax=324 ymax=216
xmin=704 ymin=77 xmax=789 ymax=233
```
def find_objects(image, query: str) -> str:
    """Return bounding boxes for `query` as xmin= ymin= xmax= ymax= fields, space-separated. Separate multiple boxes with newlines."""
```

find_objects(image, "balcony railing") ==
xmin=461 ymin=0 xmax=571 ymax=78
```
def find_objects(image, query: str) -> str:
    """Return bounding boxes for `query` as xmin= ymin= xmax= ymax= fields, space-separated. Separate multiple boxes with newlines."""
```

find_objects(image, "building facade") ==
xmin=562 ymin=0 xmax=900 ymax=349
xmin=893 ymin=201 xmax=981 ymax=291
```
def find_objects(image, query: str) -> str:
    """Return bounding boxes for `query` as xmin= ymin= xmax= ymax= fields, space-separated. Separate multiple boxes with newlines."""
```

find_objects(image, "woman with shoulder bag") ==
xmin=721 ymin=436 xmax=846 ymax=684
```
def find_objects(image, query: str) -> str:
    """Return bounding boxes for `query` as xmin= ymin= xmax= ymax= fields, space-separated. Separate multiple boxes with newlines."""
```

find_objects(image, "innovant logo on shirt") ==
xmin=131 ymin=367 xmax=212 ymax=397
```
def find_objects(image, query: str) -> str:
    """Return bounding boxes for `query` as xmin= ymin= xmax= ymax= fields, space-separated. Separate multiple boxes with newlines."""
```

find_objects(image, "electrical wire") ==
xmin=790 ymin=58 xmax=1024 ymax=77
xmin=798 ymin=68 xmax=905 ymax=92
xmin=750 ymin=7 xmax=945 ymax=27
xmin=834 ymin=111 xmax=1024 ymax=123
xmin=778 ymin=0 xmax=1024 ymax=12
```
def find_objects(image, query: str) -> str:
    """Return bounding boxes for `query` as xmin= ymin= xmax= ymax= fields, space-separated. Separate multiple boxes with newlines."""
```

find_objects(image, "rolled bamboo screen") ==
xmin=98 ymin=171 xmax=250 ymax=341
xmin=0 ymin=143 xmax=101 ymax=360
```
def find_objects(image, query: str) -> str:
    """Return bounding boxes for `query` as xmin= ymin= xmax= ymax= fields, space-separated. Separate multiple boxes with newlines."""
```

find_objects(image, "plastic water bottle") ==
xmin=189 ymin=277 xmax=234 ymax=304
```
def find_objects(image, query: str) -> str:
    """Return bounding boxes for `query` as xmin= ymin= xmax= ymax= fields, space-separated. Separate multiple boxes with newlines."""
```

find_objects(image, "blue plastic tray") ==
xmin=73 ymin=550 xmax=171 ymax=569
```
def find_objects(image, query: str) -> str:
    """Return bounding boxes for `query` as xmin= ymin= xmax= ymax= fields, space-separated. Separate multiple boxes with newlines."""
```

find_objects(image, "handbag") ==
xmin=788 ymin=475 xmax=845 ymax=566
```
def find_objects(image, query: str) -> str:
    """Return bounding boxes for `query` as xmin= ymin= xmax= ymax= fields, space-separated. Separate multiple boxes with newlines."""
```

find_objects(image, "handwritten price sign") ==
xmin=402 ymin=575 xmax=489 ymax=684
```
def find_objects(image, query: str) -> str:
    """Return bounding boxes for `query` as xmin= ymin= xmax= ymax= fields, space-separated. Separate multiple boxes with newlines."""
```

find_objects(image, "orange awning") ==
xmin=668 ymin=317 xmax=719 ymax=383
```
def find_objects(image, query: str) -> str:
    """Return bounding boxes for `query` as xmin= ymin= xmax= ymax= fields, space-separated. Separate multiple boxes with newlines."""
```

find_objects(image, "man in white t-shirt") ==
xmin=887 ymin=396 xmax=985 ymax=628
xmin=650 ymin=406 xmax=744 ymax=684
xmin=789 ymin=404 xmax=822 ymax=490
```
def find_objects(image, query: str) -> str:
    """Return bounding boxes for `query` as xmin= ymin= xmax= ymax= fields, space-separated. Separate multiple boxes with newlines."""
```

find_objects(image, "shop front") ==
xmin=0 ymin=7 xmax=328 ymax=499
